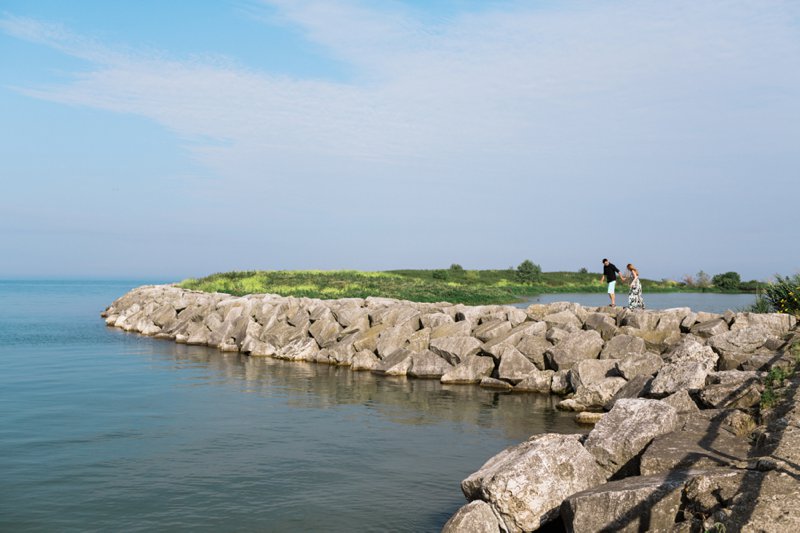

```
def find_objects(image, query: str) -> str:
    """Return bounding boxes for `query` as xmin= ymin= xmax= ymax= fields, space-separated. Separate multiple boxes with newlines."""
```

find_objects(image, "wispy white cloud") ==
xmin=2 ymin=1 xmax=799 ymax=275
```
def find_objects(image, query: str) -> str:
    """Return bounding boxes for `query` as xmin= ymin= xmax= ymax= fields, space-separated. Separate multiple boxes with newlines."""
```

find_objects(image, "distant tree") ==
xmin=712 ymin=271 xmax=741 ymax=291
xmin=432 ymin=270 xmax=448 ymax=280
xmin=696 ymin=270 xmax=712 ymax=289
xmin=682 ymin=274 xmax=695 ymax=287
xmin=516 ymin=260 xmax=542 ymax=284
xmin=449 ymin=263 xmax=464 ymax=272
xmin=579 ymin=267 xmax=588 ymax=274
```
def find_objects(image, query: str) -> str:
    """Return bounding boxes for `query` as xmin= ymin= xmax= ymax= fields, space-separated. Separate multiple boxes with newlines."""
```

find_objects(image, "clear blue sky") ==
xmin=1 ymin=0 xmax=798 ymax=281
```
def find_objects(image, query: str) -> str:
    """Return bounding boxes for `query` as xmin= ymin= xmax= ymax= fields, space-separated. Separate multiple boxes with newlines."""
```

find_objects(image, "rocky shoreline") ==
xmin=102 ymin=285 xmax=800 ymax=532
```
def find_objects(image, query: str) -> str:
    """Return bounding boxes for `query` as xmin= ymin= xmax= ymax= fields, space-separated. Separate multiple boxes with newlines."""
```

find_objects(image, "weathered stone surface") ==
xmin=639 ymin=412 xmax=751 ymax=475
xmin=650 ymin=339 xmax=719 ymax=397
xmin=615 ymin=352 xmax=663 ymax=380
xmin=372 ymin=348 xmax=414 ymax=376
xmin=660 ymin=389 xmax=699 ymax=413
xmin=495 ymin=346 xmax=538 ymax=384
xmin=351 ymin=350 xmax=380 ymax=371
xmin=480 ymin=376 xmax=513 ymax=390
xmin=404 ymin=327 xmax=431 ymax=353
xmin=441 ymin=500 xmax=506 ymax=533
xmin=708 ymin=325 xmax=771 ymax=356
xmin=574 ymin=411 xmax=604 ymax=425
xmin=321 ymin=332 xmax=358 ymax=365
xmin=441 ymin=355 xmax=495 ymax=384
xmin=482 ymin=321 xmax=547 ymax=352
xmin=406 ymin=350 xmax=453 ymax=378
xmin=545 ymin=327 xmax=570 ymax=345
xmin=430 ymin=320 xmax=472 ymax=340
xmin=605 ymin=374 xmax=652 ymax=410
xmin=571 ymin=377 xmax=628 ymax=410
xmin=584 ymin=399 xmax=680 ymax=479
xmin=731 ymin=312 xmax=796 ymax=337
xmin=550 ymin=369 xmax=571 ymax=395
xmin=429 ymin=336 xmax=482 ymax=365
xmin=569 ymin=359 xmax=620 ymax=391
xmin=583 ymin=312 xmax=618 ymax=340
xmin=599 ymin=334 xmax=646 ymax=359
xmin=562 ymin=472 xmax=686 ymax=533
xmin=462 ymin=433 xmax=605 ymax=532
xmin=513 ymin=369 xmax=554 ymax=393
xmin=543 ymin=310 xmax=582 ymax=330
xmin=620 ymin=327 xmax=682 ymax=352
xmin=420 ymin=312 xmax=454 ymax=330
xmin=691 ymin=317 xmax=729 ymax=338
xmin=376 ymin=324 xmax=415 ymax=358
xmin=619 ymin=309 xmax=660 ymax=330
xmin=308 ymin=311 xmax=342 ymax=349
xmin=699 ymin=380 xmax=762 ymax=409
xmin=274 ymin=337 xmax=320 ymax=362
xmin=545 ymin=330 xmax=604 ymax=371
xmin=473 ymin=319 xmax=513 ymax=343
xmin=514 ymin=335 xmax=551 ymax=369
xmin=352 ymin=323 xmax=389 ymax=352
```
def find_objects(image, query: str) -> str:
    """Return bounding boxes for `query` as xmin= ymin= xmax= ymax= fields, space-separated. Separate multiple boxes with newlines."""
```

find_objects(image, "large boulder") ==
xmin=731 ymin=312 xmax=796 ymax=337
xmin=514 ymin=335 xmax=551 ymax=369
xmin=569 ymin=377 xmax=628 ymax=410
xmin=569 ymin=359 xmax=620 ymax=391
xmin=514 ymin=369 xmax=554 ymax=393
xmin=461 ymin=433 xmax=605 ymax=532
xmin=372 ymin=348 xmax=414 ymax=376
xmin=482 ymin=321 xmax=547 ymax=352
xmin=583 ymin=399 xmax=680 ymax=479
xmin=690 ymin=317 xmax=729 ymax=338
xmin=698 ymin=371 xmax=763 ymax=409
xmin=441 ymin=500 xmax=506 ymax=533
xmin=441 ymin=355 xmax=495 ymax=384
xmin=615 ymin=352 xmax=663 ymax=380
xmin=472 ymin=319 xmax=512 ymax=343
xmin=561 ymin=472 xmax=686 ymax=533
xmin=599 ymin=334 xmax=646 ymax=359
xmin=430 ymin=320 xmax=472 ymax=340
xmin=543 ymin=310 xmax=582 ymax=330
xmin=708 ymin=326 xmax=774 ymax=370
xmin=545 ymin=330 xmax=604 ymax=371
xmin=583 ymin=312 xmax=618 ymax=340
xmin=351 ymin=350 xmax=380 ymax=371
xmin=495 ymin=345 xmax=539 ymax=384
xmin=649 ymin=339 xmax=719 ymax=397
xmin=430 ymin=336 xmax=483 ymax=365
xmin=375 ymin=324 xmax=415 ymax=358
xmin=407 ymin=350 xmax=453 ymax=378
xmin=308 ymin=311 xmax=343 ymax=348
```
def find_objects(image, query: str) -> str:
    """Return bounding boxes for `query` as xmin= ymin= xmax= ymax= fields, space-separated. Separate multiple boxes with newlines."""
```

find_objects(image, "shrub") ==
xmin=712 ymin=271 xmax=741 ymax=291
xmin=763 ymin=274 xmax=800 ymax=315
xmin=696 ymin=270 xmax=711 ymax=289
xmin=516 ymin=259 xmax=542 ymax=284
xmin=579 ymin=267 xmax=588 ymax=274
xmin=432 ymin=270 xmax=448 ymax=280
xmin=449 ymin=263 xmax=464 ymax=272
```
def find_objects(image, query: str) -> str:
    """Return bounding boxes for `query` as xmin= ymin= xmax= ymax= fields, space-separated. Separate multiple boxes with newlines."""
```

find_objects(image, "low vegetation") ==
xmin=177 ymin=263 xmax=743 ymax=305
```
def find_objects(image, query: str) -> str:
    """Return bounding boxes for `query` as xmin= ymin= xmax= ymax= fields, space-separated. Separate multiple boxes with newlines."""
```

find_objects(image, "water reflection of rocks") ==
xmin=148 ymin=341 xmax=578 ymax=442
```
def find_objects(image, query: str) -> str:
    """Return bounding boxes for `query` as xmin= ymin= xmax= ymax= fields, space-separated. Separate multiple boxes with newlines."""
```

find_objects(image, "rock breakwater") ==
xmin=103 ymin=285 xmax=800 ymax=531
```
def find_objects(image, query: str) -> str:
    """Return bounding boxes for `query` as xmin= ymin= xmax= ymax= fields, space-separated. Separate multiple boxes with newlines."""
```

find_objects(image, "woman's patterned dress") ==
xmin=628 ymin=277 xmax=645 ymax=310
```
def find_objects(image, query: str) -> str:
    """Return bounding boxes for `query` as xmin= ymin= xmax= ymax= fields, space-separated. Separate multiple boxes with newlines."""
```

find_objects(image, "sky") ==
xmin=1 ymin=0 xmax=798 ymax=281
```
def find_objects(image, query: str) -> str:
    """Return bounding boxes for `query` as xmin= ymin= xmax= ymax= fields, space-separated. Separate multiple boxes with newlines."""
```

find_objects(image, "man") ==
xmin=600 ymin=258 xmax=625 ymax=307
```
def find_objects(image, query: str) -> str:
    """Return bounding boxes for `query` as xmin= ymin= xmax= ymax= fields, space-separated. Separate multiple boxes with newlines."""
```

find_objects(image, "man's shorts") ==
xmin=608 ymin=281 xmax=616 ymax=294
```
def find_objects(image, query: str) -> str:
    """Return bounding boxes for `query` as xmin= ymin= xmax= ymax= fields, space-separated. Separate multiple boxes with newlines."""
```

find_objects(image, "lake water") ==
xmin=514 ymin=292 xmax=757 ymax=314
xmin=0 ymin=280 xmax=581 ymax=532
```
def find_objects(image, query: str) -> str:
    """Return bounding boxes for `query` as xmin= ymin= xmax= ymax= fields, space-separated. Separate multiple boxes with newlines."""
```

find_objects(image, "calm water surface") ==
xmin=0 ymin=281 xmax=582 ymax=532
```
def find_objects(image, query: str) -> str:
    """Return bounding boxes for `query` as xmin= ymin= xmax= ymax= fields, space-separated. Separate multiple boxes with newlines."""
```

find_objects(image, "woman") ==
xmin=626 ymin=264 xmax=645 ymax=310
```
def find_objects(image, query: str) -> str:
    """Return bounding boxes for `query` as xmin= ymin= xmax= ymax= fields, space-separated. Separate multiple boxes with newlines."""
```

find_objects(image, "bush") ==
xmin=712 ymin=271 xmax=741 ymax=291
xmin=516 ymin=259 xmax=542 ymax=284
xmin=696 ymin=270 xmax=711 ymax=288
xmin=579 ymin=267 xmax=588 ymax=274
xmin=764 ymin=274 xmax=800 ymax=315
xmin=449 ymin=264 xmax=464 ymax=272
xmin=432 ymin=270 xmax=448 ymax=280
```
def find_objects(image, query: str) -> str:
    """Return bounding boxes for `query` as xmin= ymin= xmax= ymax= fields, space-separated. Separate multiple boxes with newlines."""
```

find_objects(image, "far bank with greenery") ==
xmin=177 ymin=263 xmax=770 ymax=306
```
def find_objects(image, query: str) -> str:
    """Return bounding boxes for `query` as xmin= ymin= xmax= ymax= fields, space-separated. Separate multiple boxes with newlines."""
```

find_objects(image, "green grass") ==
xmin=177 ymin=269 xmax=719 ymax=305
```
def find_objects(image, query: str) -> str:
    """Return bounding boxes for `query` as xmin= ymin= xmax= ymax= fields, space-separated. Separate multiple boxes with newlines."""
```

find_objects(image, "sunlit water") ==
xmin=0 ymin=281 xmax=584 ymax=532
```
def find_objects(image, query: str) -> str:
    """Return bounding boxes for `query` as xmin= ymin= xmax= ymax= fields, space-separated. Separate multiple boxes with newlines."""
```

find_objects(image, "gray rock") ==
xmin=429 ymin=335 xmax=483 ymax=365
xmin=569 ymin=359 xmax=620 ymax=391
xmin=480 ymin=376 xmax=513 ymax=390
xmin=514 ymin=335 xmax=551 ymax=369
xmin=583 ymin=312 xmax=618 ymax=340
xmin=690 ymin=317 xmax=729 ymax=338
xmin=420 ymin=312 xmax=454 ymax=330
xmin=372 ymin=348 xmax=414 ymax=376
xmin=562 ymin=472 xmax=686 ymax=533
xmin=482 ymin=321 xmax=547 ymax=352
xmin=550 ymin=369 xmax=572 ymax=395
xmin=731 ymin=312 xmax=796 ymax=337
xmin=615 ymin=352 xmax=663 ymax=380
xmin=407 ymin=350 xmax=453 ymax=378
xmin=513 ymin=369 xmax=554 ymax=393
xmin=660 ymin=390 xmax=699 ymax=413
xmin=699 ymin=380 xmax=762 ymax=409
xmin=441 ymin=500 xmax=506 ymax=533
xmin=274 ymin=337 xmax=320 ymax=361
xmin=494 ymin=345 xmax=538 ymax=384
xmin=599 ymin=334 xmax=646 ymax=359
xmin=441 ymin=355 xmax=495 ymax=384
xmin=649 ymin=361 xmax=714 ymax=397
xmin=473 ymin=319 xmax=513 ymax=343
xmin=545 ymin=327 xmax=570 ymax=345
xmin=545 ymin=330 xmax=604 ymax=371
xmin=584 ymin=399 xmax=679 ymax=479
xmin=605 ymin=375 xmax=652 ymax=410
xmin=543 ymin=310 xmax=582 ymax=330
xmin=461 ymin=433 xmax=605 ymax=532
xmin=352 ymin=323 xmax=390 ymax=352
xmin=680 ymin=311 xmax=699 ymax=331
xmin=405 ymin=327 xmax=431 ymax=353
xmin=571 ymin=377 xmax=628 ymax=410
xmin=430 ymin=320 xmax=472 ymax=340
xmin=351 ymin=350 xmax=380 ymax=371
xmin=375 ymin=324 xmax=415 ymax=358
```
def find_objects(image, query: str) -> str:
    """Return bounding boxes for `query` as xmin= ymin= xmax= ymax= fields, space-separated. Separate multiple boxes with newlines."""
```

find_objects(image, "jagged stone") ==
xmin=569 ymin=359 xmax=620 ymax=391
xmin=691 ymin=317 xmax=729 ymax=338
xmin=543 ymin=310 xmax=582 ymax=330
xmin=514 ymin=335 xmax=551 ymax=369
xmin=550 ymin=369 xmax=571 ymax=395
xmin=351 ymin=350 xmax=380 ymax=371
xmin=440 ymin=355 xmax=495 ymax=384
xmin=407 ymin=350 xmax=453 ymax=378
xmin=572 ymin=377 xmax=628 ymax=410
xmin=430 ymin=320 xmax=472 ymax=340
xmin=605 ymin=374 xmax=652 ymax=410
xmin=584 ymin=399 xmax=680 ymax=479
xmin=429 ymin=335 xmax=482 ymax=365
xmin=615 ymin=352 xmax=663 ymax=380
xmin=513 ymin=369 xmax=554 ymax=393
xmin=376 ymin=324 xmax=415 ymax=358
xmin=496 ymin=345 xmax=538 ymax=384
xmin=372 ymin=348 xmax=414 ymax=376
xmin=461 ymin=433 xmax=605 ymax=532
xmin=420 ymin=312 xmax=454 ymax=330
xmin=352 ymin=323 xmax=390 ymax=352
xmin=473 ymin=319 xmax=513 ymax=342
xmin=583 ymin=312 xmax=618 ymax=340
xmin=599 ymin=334 xmax=646 ymax=359
xmin=441 ymin=500 xmax=506 ymax=533
xmin=660 ymin=390 xmax=699 ymax=413
xmin=480 ymin=376 xmax=513 ymax=390
xmin=545 ymin=330 xmax=604 ymax=371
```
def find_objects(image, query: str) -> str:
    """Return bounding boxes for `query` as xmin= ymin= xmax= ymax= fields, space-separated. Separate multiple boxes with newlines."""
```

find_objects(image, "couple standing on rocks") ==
xmin=600 ymin=258 xmax=644 ymax=310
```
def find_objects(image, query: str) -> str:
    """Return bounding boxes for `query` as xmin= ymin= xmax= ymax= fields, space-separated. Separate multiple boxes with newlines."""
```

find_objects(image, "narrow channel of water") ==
xmin=0 ymin=281 xmax=581 ymax=532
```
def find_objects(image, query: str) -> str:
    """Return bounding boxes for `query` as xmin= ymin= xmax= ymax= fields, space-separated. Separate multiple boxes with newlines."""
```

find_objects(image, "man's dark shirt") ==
xmin=603 ymin=263 xmax=620 ymax=282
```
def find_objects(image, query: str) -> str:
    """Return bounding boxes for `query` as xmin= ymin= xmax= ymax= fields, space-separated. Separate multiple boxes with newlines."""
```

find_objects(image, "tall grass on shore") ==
xmin=178 ymin=269 xmax=707 ymax=305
